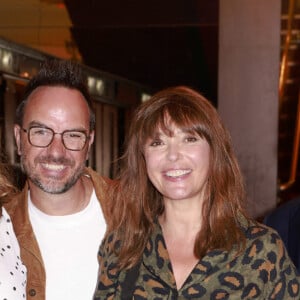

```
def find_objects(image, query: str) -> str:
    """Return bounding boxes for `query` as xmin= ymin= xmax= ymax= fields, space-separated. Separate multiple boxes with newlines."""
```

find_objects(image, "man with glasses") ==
xmin=5 ymin=59 xmax=111 ymax=300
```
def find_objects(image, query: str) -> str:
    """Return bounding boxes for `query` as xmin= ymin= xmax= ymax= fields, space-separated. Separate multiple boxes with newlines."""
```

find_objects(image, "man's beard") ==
xmin=20 ymin=155 xmax=85 ymax=194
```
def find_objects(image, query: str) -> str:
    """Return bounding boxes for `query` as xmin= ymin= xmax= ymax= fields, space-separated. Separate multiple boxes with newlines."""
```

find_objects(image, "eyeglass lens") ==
xmin=28 ymin=127 xmax=87 ymax=150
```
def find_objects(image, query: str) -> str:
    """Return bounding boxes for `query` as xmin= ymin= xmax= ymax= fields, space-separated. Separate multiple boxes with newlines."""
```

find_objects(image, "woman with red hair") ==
xmin=94 ymin=86 xmax=299 ymax=299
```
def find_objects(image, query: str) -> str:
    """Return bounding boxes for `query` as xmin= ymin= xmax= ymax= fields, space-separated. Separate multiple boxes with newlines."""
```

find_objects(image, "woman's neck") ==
xmin=158 ymin=207 xmax=201 ymax=290
xmin=159 ymin=198 xmax=202 ymax=234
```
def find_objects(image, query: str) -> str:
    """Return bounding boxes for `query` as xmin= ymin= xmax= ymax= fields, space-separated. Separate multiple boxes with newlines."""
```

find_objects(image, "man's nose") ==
xmin=46 ymin=133 xmax=66 ymax=154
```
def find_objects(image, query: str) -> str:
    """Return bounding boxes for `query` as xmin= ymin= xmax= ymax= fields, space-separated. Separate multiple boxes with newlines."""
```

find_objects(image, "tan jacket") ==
xmin=5 ymin=167 xmax=111 ymax=300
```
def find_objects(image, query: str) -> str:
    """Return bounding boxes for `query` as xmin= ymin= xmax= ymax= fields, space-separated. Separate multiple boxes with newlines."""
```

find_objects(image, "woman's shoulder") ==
xmin=99 ymin=232 xmax=119 ymax=259
xmin=242 ymin=220 xmax=287 ymax=252
xmin=239 ymin=221 xmax=299 ymax=279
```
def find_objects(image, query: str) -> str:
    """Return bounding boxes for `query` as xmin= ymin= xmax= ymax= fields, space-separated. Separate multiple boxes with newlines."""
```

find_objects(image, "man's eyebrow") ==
xmin=25 ymin=121 xmax=88 ymax=132
xmin=27 ymin=121 xmax=48 ymax=128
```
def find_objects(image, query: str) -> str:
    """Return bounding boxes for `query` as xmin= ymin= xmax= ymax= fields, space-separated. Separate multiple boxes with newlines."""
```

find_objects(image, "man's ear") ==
xmin=88 ymin=130 xmax=95 ymax=147
xmin=86 ymin=130 xmax=95 ymax=160
xmin=14 ymin=124 xmax=22 ymax=155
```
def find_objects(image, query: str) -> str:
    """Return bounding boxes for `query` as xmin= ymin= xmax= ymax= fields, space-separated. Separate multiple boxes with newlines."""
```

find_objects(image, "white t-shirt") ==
xmin=28 ymin=190 xmax=106 ymax=300
xmin=0 ymin=207 xmax=27 ymax=299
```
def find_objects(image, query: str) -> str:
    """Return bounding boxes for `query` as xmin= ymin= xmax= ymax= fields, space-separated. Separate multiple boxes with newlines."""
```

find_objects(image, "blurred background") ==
xmin=0 ymin=0 xmax=299 ymax=219
xmin=0 ymin=0 xmax=218 ymax=102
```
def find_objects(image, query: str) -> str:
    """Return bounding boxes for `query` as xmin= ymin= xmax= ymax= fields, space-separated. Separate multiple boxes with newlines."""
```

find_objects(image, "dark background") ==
xmin=64 ymin=0 xmax=219 ymax=104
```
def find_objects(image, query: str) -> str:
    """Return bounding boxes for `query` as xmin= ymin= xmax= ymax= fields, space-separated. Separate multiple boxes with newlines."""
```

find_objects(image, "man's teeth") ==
xmin=43 ymin=164 xmax=65 ymax=171
xmin=166 ymin=169 xmax=190 ymax=177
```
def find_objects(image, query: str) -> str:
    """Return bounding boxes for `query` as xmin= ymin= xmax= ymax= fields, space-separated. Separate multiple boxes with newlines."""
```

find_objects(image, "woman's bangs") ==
xmin=167 ymin=105 xmax=209 ymax=139
xmin=141 ymin=109 xmax=167 ymax=142
xmin=141 ymin=99 xmax=210 ymax=141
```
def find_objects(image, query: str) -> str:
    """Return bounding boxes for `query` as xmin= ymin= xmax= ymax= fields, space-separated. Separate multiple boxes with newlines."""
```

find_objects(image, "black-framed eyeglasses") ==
xmin=22 ymin=126 xmax=90 ymax=151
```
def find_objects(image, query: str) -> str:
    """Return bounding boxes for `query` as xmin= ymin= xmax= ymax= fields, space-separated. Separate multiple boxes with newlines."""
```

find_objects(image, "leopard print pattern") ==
xmin=94 ymin=222 xmax=300 ymax=299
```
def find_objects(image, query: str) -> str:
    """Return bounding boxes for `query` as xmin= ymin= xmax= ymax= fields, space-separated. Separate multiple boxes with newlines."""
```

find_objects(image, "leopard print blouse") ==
xmin=94 ymin=221 xmax=300 ymax=299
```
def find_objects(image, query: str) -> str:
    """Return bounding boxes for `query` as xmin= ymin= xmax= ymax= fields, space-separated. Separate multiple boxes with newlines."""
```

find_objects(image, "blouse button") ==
xmin=29 ymin=289 xmax=36 ymax=296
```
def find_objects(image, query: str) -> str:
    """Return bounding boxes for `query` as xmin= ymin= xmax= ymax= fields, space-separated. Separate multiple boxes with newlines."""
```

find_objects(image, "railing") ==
xmin=279 ymin=0 xmax=300 ymax=191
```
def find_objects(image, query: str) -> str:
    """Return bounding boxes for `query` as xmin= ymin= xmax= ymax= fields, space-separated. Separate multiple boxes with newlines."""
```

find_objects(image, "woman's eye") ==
xmin=185 ymin=136 xmax=198 ymax=142
xmin=150 ymin=139 xmax=163 ymax=147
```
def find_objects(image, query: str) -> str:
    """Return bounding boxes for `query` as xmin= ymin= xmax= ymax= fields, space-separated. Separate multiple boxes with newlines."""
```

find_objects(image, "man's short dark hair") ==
xmin=15 ymin=59 xmax=95 ymax=131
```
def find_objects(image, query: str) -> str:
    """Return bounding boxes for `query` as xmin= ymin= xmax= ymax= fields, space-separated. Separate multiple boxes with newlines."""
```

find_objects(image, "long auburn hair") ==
xmin=0 ymin=163 xmax=18 ymax=217
xmin=106 ymin=86 xmax=249 ymax=269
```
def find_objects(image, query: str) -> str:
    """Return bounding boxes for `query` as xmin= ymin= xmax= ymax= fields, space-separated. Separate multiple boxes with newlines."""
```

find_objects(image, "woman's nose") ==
xmin=166 ymin=143 xmax=181 ymax=161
